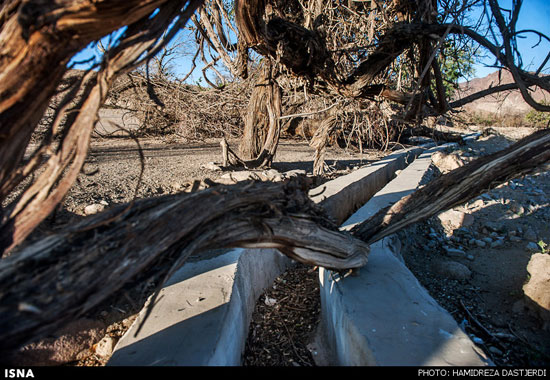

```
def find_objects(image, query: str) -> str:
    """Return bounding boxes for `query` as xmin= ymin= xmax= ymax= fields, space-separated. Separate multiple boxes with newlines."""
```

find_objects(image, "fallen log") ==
xmin=352 ymin=129 xmax=550 ymax=244
xmin=0 ymin=177 xmax=369 ymax=353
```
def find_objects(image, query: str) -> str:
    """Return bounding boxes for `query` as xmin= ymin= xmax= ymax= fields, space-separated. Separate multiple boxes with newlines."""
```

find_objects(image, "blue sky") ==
xmin=70 ymin=1 xmax=550 ymax=81
xmin=470 ymin=0 xmax=550 ymax=78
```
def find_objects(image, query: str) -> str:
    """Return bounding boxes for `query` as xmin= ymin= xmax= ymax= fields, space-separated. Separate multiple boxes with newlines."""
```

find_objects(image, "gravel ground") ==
xmin=11 ymin=127 xmax=550 ymax=367
xmin=401 ymin=128 xmax=550 ymax=366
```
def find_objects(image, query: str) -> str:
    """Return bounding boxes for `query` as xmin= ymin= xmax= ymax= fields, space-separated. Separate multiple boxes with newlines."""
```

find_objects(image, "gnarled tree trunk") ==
xmin=233 ymin=61 xmax=282 ymax=168
xmin=0 ymin=178 xmax=369 ymax=354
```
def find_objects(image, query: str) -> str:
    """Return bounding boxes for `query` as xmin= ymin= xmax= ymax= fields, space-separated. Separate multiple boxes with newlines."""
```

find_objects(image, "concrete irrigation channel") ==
xmin=108 ymin=135 xmax=491 ymax=366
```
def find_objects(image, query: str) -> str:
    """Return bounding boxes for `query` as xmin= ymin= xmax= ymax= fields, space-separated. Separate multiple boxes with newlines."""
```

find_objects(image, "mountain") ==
xmin=454 ymin=69 xmax=549 ymax=116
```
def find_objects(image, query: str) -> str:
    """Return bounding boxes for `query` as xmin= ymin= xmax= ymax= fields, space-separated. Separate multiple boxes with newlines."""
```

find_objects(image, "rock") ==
xmin=94 ymin=336 xmax=117 ymax=358
xmin=170 ymin=182 xmax=183 ymax=192
xmin=263 ymin=169 xmax=283 ymax=182
xmin=84 ymin=203 xmax=105 ymax=215
xmin=526 ymin=242 xmax=539 ymax=252
xmin=221 ymin=170 xmax=259 ymax=182
xmin=264 ymin=297 xmax=277 ymax=306
xmin=509 ymin=235 xmax=522 ymax=243
xmin=474 ymin=239 xmax=487 ymax=248
xmin=201 ymin=162 xmax=222 ymax=171
xmin=437 ymin=209 xmax=474 ymax=231
xmin=509 ymin=201 xmax=525 ymax=215
xmin=523 ymin=253 xmax=550 ymax=329
xmin=488 ymin=346 xmax=503 ymax=355
xmin=284 ymin=169 xmax=307 ymax=177
xmin=443 ymin=246 xmax=466 ymax=258
xmin=484 ymin=221 xmax=504 ymax=232
xmin=469 ymin=199 xmax=485 ymax=209
xmin=480 ymin=193 xmax=493 ymax=201
xmin=431 ymin=151 xmax=466 ymax=174
xmin=434 ymin=260 xmax=471 ymax=281
xmin=8 ymin=319 xmax=106 ymax=365
xmin=490 ymin=239 xmax=504 ymax=248
xmin=523 ymin=228 xmax=538 ymax=242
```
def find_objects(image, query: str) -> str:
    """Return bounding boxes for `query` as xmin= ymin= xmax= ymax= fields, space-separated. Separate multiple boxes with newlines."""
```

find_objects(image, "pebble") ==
xmin=435 ymin=260 xmax=472 ymax=280
xmin=490 ymin=239 xmax=504 ymax=248
xmin=95 ymin=336 xmax=116 ymax=358
xmin=444 ymin=246 xmax=466 ymax=258
xmin=509 ymin=236 xmax=522 ymax=243
xmin=264 ymin=297 xmax=277 ymax=306
xmin=201 ymin=162 xmax=222 ymax=171
xmin=284 ymin=169 xmax=307 ymax=177
xmin=472 ymin=336 xmax=485 ymax=345
xmin=523 ymin=228 xmax=538 ymax=242
xmin=84 ymin=203 xmax=105 ymax=215
xmin=489 ymin=346 xmax=503 ymax=355
xmin=475 ymin=240 xmax=487 ymax=248
xmin=526 ymin=242 xmax=539 ymax=252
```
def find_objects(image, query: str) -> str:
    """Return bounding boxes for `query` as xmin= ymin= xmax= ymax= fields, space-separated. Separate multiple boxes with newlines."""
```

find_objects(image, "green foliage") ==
xmin=525 ymin=102 xmax=550 ymax=127
xmin=538 ymin=240 xmax=549 ymax=254
xmin=434 ymin=39 xmax=477 ymax=98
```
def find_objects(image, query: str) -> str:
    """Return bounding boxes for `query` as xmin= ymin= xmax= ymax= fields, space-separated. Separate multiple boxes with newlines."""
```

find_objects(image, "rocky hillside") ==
xmin=455 ymin=69 xmax=549 ymax=116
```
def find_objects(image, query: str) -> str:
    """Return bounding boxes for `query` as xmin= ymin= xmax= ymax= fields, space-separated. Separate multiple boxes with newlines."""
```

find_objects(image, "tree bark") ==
xmin=310 ymin=115 xmax=338 ymax=176
xmin=237 ymin=61 xmax=282 ymax=167
xmin=0 ymin=0 xmax=188 ymax=198
xmin=0 ymin=0 xmax=203 ymax=254
xmin=0 ymin=178 xmax=369 ymax=353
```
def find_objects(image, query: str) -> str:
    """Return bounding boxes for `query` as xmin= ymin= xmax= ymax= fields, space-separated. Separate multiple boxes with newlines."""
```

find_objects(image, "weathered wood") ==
xmin=352 ymin=129 xmax=550 ymax=244
xmin=0 ymin=0 xmax=204 ymax=253
xmin=0 ymin=178 xmax=369 ymax=353
xmin=0 ymin=0 xmax=197 ymax=196
xmin=237 ymin=62 xmax=282 ymax=167
xmin=310 ymin=115 xmax=338 ymax=176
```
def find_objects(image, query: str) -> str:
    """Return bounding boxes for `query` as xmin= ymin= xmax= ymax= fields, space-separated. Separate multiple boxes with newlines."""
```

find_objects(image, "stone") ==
xmin=509 ymin=201 xmax=525 ymax=215
xmin=434 ymin=260 xmax=472 ymax=281
xmin=522 ymin=253 xmax=550 ymax=329
xmin=475 ymin=240 xmax=487 ymax=248
xmin=437 ymin=209 xmax=474 ymax=231
xmin=284 ymin=169 xmax=307 ymax=177
xmin=7 ymin=319 xmax=106 ymax=365
xmin=509 ymin=235 xmax=522 ymax=243
xmin=469 ymin=199 xmax=485 ymax=209
xmin=490 ymin=239 xmax=504 ymax=248
xmin=84 ymin=203 xmax=105 ymax=215
xmin=444 ymin=246 xmax=466 ymax=258
xmin=431 ymin=151 xmax=466 ymax=174
xmin=221 ymin=170 xmax=259 ymax=182
xmin=526 ymin=242 xmax=539 ymax=252
xmin=170 ymin=182 xmax=183 ymax=192
xmin=201 ymin=162 xmax=222 ymax=171
xmin=263 ymin=169 xmax=283 ymax=181
xmin=523 ymin=228 xmax=538 ymax=242
xmin=95 ymin=336 xmax=117 ymax=358
xmin=484 ymin=221 xmax=504 ymax=232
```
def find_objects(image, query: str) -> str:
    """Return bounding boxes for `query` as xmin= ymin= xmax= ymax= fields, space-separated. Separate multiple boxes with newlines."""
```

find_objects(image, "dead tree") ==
xmin=196 ymin=0 xmax=550 ymax=172
xmin=0 ymin=0 xmax=204 ymax=252
xmin=0 ymin=178 xmax=370 ymax=354
xmin=0 ymin=0 xmax=549 ymax=357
